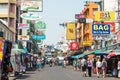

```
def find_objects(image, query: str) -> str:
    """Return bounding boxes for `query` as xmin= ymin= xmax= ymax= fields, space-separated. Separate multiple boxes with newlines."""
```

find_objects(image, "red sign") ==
xmin=70 ymin=42 xmax=78 ymax=50
xmin=95 ymin=22 xmax=115 ymax=32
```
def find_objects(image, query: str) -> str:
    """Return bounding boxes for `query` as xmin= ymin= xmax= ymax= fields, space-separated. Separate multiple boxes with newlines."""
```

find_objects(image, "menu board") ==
xmin=0 ymin=40 xmax=4 ymax=79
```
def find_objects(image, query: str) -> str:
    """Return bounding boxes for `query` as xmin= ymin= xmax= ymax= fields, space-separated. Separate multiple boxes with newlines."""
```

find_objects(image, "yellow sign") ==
xmin=18 ymin=35 xmax=30 ymax=40
xmin=0 ymin=41 xmax=4 ymax=60
xmin=82 ymin=41 xmax=92 ymax=46
xmin=66 ymin=23 xmax=76 ymax=40
xmin=95 ymin=11 xmax=115 ymax=21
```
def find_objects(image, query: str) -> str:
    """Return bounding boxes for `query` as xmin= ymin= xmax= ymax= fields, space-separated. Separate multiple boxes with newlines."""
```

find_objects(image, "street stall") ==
xmin=0 ymin=40 xmax=12 ymax=80
xmin=10 ymin=46 xmax=27 ymax=77
xmin=106 ymin=50 xmax=120 ymax=77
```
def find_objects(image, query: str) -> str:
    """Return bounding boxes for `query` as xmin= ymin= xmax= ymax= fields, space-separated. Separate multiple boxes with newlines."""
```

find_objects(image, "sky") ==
xmin=41 ymin=0 xmax=86 ymax=45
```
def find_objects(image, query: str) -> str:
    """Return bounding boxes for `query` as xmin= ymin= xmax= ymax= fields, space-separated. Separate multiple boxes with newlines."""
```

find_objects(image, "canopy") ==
xmin=71 ymin=54 xmax=86 ymax=59
xmin=85 ymin=50 xmax=109 ymax=56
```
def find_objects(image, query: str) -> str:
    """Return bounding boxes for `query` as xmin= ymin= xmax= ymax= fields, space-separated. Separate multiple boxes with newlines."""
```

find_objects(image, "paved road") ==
xmin=10 ymin=65 xmax=120 ymax=80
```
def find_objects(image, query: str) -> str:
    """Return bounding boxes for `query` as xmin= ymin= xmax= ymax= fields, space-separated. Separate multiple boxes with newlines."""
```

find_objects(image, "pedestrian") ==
xmin=73 ymin=59 xmax=77 ymax=71
xmin=117 ymin=61 xmax=120 ymax=78
xmin=96 ymin=58 xmax=102 ymax=78
xmin=77 ymin=59 xmax=81 ymax=70
xmin=81 ymin=57 xmax=87 ymax=77
xmin=37 ymin=58 xmax=41 ymax=71
xmin=87 ymin=58 xmax=93 ymax=77
xmin=101 ymin=58 xmax=107 ymax=78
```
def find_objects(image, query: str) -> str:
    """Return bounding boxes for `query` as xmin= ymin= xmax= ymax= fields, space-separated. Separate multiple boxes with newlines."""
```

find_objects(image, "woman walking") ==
xmin=87 ymin=58 xmax=93 ymax=77
xmin=37 ymin=58 xmax=41 ymax=71
xmin=101 ymin=58 xmax=107 ymax=78
xmin=96 ymin=58 xmax=102 ymax=78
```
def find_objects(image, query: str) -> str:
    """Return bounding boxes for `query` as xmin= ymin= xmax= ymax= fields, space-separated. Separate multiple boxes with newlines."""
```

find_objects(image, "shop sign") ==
xmin=82 ymin=41 xmax=92 ymax=46
xmin=66 ymin=23 xmax=76 ymax=40
xmin=32 ymin=35 xmax=46 ymax=40
xmin=18 ymin=35 xmax=30 ymax=40
xmin=92 ymin=24 xmax=110 ymax=34
xmin=21 ymin=13 xmax=42 ymax=20
xmin=95 ymin=22 xmax=115 ymax=32
xmin=21 ymin=0 xmax=43 ymax=12
xmin=35 ymin=21 xmax=46 ymax=29
xmin=75 ymin=14 xmax=84 ymax=19
xmin=78 ymin=18 xmax=86 ymax=23
xmin=70 ymin=42 xmax=78 ymax=50
xmin=18 ymin=23 xmax=29 ymax=29
xmin=95 ymin=11 xmax=115 ymax=21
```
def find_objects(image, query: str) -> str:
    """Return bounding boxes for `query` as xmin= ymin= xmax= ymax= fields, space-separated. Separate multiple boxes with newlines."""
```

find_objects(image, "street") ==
xmin=10 ymin=65 xmax=120 ymax=80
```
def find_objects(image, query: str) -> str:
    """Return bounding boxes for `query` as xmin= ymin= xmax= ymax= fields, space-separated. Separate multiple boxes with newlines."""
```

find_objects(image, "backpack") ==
xmin=83 ymin=60 xmax=87 ymax=66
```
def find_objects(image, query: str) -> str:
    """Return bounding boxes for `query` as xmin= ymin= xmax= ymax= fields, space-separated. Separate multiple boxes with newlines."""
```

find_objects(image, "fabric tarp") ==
xmin=71 ymin=54 xmax=86 ymax=59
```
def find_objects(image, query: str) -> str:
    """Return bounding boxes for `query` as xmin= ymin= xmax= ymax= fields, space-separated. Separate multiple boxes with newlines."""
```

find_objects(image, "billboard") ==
xmin=70 ymin=42 xmax=78 ymax=50
xmin=18 ymin=23 xmax=29 ymax=29
xmin=92 ymin=24 xmax=110 ymax=34
xmin=95 ymin=11 xmax=115 ymax=21
xmin=66 ymin=23 xmax=76 ymax=40
xmin=21 ymin=0 xmax=43 ymax=12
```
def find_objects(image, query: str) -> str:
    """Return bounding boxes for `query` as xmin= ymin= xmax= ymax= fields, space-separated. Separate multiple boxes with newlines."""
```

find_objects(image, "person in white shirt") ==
xmin=96 ymin=58 xmax=102 ymax=78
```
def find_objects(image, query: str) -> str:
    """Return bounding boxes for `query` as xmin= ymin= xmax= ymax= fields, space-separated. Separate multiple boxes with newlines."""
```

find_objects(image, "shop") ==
xmin=0 ymin=40 xmax=12 ymax=80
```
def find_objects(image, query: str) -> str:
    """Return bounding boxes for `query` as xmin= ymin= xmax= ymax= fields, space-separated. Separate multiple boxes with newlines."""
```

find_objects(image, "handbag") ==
xmin=6 ymin=63 xmax=13 ymax=72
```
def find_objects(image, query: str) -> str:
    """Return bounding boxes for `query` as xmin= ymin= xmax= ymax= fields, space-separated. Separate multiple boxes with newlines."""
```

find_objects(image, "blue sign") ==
xmin=92 ymin=24 xmax=110 ymax=34
xmin=32 ymin=35 xmax=46 ymax=40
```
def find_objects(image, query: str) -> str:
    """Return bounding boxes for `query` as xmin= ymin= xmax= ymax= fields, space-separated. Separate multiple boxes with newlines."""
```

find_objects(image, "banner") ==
xmin=92 ymin=24 xmax=110 ymax=34
xmin=18 ymin=23 xmax=29 ymax=29
xmin=21 ymin=0 xmax=43 ymax=12
xmin=18 ymin=35 xmax=30 ymax=40
xmin=66 ymin=23 xmax=76 ymax=40
xmin=95 ymin=11 xmax=115 ymax=21
xmin=70 ymin=42 xmax=78 ymax=50
xmin=0 ymin=40 xmax=4 ymax=63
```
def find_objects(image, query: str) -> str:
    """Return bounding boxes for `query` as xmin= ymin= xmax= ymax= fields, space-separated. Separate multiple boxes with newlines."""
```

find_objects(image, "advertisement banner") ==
xmin=21 ymin=0 xmax=43 ymax=12
xmin=18 ymin=35 xmax=30 ymax=40
xmin=95 ymin=22 xmax=115 ymax=32
xmin=92 ymin=24 xmax=110 ymax=34
xmin=95 ymin=11 xmax=115 ymax=21
xmin=18 ymin=23 xmax=29 ymax=29
xmin=66 ymin=23 xmax=76 ymax=40
xmin=70 ymin=42 xmax=78 ymax=50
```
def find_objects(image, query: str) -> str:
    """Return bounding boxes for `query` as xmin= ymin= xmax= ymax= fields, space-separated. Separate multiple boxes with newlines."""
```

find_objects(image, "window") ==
xmin=0 ymin=4 xmax=8 ymax=13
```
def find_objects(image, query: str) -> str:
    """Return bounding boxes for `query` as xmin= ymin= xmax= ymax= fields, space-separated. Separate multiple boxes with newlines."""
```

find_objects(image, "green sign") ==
xmin=36 ymin=21 xmax=46 ymax=29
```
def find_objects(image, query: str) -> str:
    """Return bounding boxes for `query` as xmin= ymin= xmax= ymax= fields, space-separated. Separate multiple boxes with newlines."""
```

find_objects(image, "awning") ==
xmin=71 ymin=54 xmax=86 ymax=59
xmin=85 ymin=50 xmax=109 ymax=56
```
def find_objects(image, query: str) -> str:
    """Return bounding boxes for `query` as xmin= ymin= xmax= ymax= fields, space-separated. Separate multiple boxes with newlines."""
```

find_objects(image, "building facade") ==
xmin=77 ymin=2 xmax=98 ymax=50
xmin=0 ymin=0 xmax=16 ymax=41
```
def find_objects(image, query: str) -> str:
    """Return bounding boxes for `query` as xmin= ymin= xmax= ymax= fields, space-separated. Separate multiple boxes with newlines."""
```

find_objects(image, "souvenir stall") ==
xmin=10 ymin=48 xmax=26 ymax=76
xmin=0 ymin=40 xmax=12 ymax=80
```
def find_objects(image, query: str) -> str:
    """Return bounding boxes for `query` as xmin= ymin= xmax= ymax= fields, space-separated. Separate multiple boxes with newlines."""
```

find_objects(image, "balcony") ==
xmin=0 ymin=13 xmax=8 ymax=18
xmin=0 ymin=0 xmax=16 ymax=3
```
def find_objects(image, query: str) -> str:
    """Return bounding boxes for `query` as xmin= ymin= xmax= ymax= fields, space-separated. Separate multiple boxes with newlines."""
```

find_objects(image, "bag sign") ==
xmin=92 ymin=24 xmax=110 ymax=34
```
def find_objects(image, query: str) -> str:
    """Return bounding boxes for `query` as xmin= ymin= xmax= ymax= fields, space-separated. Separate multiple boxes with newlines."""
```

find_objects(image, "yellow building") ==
xmin=0 ymin=0 xmax=16 ymax=41
xmin=77 ymin=2 xmax=98 ymax=49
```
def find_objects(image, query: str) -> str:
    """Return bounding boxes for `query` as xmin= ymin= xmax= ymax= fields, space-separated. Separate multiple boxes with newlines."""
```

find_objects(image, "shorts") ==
xmin=37 ymin=64 xmax=41 ymax=68
xmin=82 ymin=66 xmax=87 ymax=72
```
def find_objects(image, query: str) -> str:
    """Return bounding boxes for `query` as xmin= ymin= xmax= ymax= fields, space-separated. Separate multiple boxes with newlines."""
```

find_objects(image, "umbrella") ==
xmin=107 ymin=51 xmax=117 ymax=58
